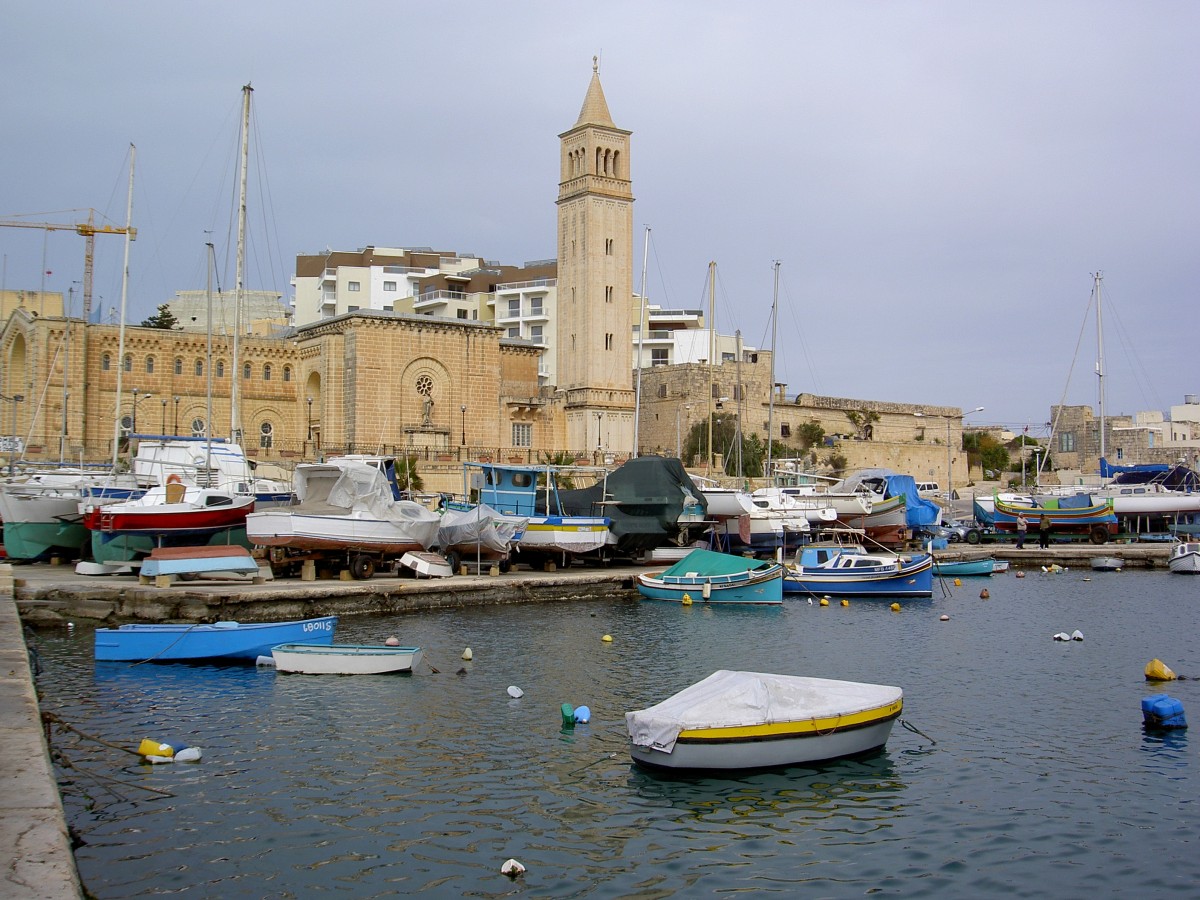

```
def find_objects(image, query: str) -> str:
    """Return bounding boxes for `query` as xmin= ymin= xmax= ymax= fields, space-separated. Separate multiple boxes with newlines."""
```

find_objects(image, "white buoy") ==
xmin=462 ymin=647 xmax=473 ymax=661
xmin=1053 ymin=632 xmax=1071 ymax=641
xmin=1071 ymin=629 xmax=1084 ymax=641
xmin=507 ymin=686 xmax=524 ymax=699
xmin=940 ymin=614 xmax=950 ymax=621
xmin=385 ymin=636 xmax=400 ymax=646
xmin=255 ymin=655 xmax=276 ymax=667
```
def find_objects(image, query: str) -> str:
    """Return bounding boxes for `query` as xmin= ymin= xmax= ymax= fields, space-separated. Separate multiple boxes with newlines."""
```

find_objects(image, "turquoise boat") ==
xmin=636 ymin=548 xmax=784 ymax=605
xmin=933 ymin=558 xmax=996 ymax=577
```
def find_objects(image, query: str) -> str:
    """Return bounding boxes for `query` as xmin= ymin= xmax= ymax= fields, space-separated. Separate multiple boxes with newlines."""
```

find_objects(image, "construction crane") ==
xmin=0 ymin=209 xmax=136 ymax=320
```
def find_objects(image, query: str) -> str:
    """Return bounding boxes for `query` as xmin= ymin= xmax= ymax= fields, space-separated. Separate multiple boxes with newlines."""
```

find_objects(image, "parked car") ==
xmin=920 ymin=519 xmax=981 ymax=545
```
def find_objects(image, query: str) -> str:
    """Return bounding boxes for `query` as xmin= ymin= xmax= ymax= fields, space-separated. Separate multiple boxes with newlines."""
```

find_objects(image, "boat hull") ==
xmin=636 ymin=563 xmax=784 ymax=605
xmin=272 ymin=643 xmax=423 ymax=675
xmin=630 ymin=716 xmax=898 ymax=771
xmin=784 ymin=555 xmax=934 ymax=598
xmin=933 ymin=559 xmax=996 ymax=577
xmin=84 ymin=495 xmax=255 ymax=537
xmin=1169 ymin=544 xmax=1200 ymax=574
xmin=516 ymin=516 xmax=612 ymax=554
xmin=246 ymin=509 xmax=431 ymax=554
xmin=94 ymin=616 xmax=337 ymax=662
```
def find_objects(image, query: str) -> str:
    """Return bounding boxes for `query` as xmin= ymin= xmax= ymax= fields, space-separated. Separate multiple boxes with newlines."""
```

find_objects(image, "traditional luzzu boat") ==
xmin=783 ymin=544 xmax=933 ymax=598
xmin=94 ymin=616 xmax=337 ymax=663
xmin=626 ymin=670 xmax=904 ymax=771
xmin=991 ymin=494 xmax=1119 ymax=544
xmin=932 ymin=558 xmax=996 ymax=577
xmin=1169 ymin=541 xmax=1200 ymax=575
xmin=636 ymin=548 xmax=784 ymax=605
xmin=271 ymin=642 xmax=423 ymax=675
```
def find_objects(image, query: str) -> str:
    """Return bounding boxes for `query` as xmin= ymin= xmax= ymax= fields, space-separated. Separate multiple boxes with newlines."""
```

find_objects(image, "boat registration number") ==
xmin=302 ymin=620 xmax=334 ymax=632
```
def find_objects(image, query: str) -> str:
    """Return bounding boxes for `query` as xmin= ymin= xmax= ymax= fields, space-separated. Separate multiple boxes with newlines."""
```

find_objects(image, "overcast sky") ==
xmin=3 ymin=1 xmax=1196 ymax=433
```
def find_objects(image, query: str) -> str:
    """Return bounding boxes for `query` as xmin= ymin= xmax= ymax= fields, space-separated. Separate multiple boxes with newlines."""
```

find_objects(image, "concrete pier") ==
xmin=0 ymin=563 xmax=83 ymax=899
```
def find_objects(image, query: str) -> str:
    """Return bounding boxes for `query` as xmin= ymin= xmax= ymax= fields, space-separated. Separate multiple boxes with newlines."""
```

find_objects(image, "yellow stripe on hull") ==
xmin=677 ymin=698 xmax=902 ymax=742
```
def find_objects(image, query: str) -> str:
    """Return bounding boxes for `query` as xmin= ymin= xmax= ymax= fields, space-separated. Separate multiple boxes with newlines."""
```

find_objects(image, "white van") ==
xmin=916 ymin=481 xmax=941 ymax=495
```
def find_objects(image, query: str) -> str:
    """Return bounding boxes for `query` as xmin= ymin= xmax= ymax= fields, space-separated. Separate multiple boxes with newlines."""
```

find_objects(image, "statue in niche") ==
xmin=422 ymin=394 xmax=434 ymax=427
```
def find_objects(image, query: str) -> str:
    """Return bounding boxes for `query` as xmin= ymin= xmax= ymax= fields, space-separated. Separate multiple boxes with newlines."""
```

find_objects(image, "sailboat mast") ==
xmin=632 ymin=225 xmax=650 ymax=458
xmin=766 ymin=261 xmax=779 ymax=484
xmin=1094 ymin=271 xmax=1106 ymax=472
xmin=232 ymin=83 xmax=252 ymax=444
xmin=110 ymin=144 xmax=135 ymax=471
xmin=206 ymin=243 xmax=216 ymax=477
xmin=706 ymin=261 xmax=716 ymax=477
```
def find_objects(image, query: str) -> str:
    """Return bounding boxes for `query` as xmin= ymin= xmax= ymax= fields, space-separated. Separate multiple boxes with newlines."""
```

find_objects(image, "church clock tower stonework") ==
xmin=556 ymin=60 xmax=635 ymax=455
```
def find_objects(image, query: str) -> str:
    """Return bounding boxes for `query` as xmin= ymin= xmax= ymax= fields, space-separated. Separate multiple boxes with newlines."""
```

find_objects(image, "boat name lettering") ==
xmin=302 ymin=621 xmax=333 ymax=632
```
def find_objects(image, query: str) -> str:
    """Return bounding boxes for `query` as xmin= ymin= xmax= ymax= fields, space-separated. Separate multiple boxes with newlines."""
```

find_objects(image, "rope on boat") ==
xmin=130 ymin=623 xmax=201 ymax=666
xmin=900 ymin=718 xmax=937 ymax=745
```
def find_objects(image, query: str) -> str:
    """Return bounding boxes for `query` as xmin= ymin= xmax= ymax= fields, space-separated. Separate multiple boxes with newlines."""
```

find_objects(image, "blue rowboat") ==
xmin=933 ymin=558 xmax=996 ymax=577
xmin=94 ymin=616 xmax=337 ymax=663
xmin=636 ymin=548 xmax=784 ymax=605
xmin=784 ymin=545 xmax=933 ymax=598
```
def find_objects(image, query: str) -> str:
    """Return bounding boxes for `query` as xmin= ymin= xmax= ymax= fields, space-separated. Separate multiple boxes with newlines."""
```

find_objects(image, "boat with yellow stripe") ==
xmin=626 ymin=670 xmax=903 ymax=771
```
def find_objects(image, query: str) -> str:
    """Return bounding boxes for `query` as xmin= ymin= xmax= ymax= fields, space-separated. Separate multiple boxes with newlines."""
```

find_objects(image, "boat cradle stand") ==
xmin=138 ymin=546 xmax=270 ymax=588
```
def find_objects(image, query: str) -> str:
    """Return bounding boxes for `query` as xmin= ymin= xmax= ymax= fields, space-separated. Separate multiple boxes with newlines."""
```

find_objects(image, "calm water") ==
xmin=32 ymin=569 xmax=1200 ymax=898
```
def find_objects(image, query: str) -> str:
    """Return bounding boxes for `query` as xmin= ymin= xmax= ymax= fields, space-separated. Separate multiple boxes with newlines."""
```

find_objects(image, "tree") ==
xmin=825 ymin=452 xmax=848 ymax=476
xmin=845 ymin=409 xmax=880 ymax=440
xmin=393 ymin=455 xmax=424 ymax=493
xmin=140 ymin=304 xmax=179 ymax=329
xmin=963 ymin=432 xmax=1011 ymax=478
xmin=795 ymin=421 xmax=825 ymax=451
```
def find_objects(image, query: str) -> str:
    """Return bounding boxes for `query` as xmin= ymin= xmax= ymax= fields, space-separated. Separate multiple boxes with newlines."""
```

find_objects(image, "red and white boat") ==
xmin=82 ymin=482 xmax=255 ymax=537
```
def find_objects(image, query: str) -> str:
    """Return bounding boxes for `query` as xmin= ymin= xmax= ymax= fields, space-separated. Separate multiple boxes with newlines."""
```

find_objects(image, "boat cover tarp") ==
xmin=295 ymin=461 xmax=441 ymax=548
xmin=661 ymin=548 xmax=777 ymax=577
xmin=436 ymin=504 xmax=526 ymax=554
xmin=1102 ymin=458 xmax=1200 ymax=491
xmin=1057 ymin=493 xmax=1097 ymax=510
xmin=973 ymin=499 xmax=994 ymax=525
xmin=625 ymin=670 xmax=903 ymax=754
xmin=558 ymin=455 xmax=705 ymax=554
xmin=831 ymin=469 xmax=942 ymax=527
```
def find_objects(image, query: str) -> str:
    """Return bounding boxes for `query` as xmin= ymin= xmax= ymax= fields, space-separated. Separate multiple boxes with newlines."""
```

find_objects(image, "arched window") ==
xmin=595 ymin=147 xmax=602 ymax=174
xmin=101 ymin=353 xmax=111 ymax=371
xmin=612 ymin=150 xmax=620 ymax=178
xmin=259 ymin=421 xmax=274 ymax=449
xmin=216 ymin=360 xmax=225 ymax=378
xmin=119 ymin=414 xmax=132 ymax=433
xmin=123 ymin=354 xmax=132 ymax=372
xmin=283 ymin=365 xmax=292 ymax=382
xmin=145 ymin=355 xmax=155 ymax=374
xmin=243 ymin=362 xmax=252 ymax=380
xmin=194 ymin=359 xmax=203 ymax=377
xmin=263 ymin=364 xmax=272 ymax=382
xmin=174 ymin=357 xmax=183 ymax=376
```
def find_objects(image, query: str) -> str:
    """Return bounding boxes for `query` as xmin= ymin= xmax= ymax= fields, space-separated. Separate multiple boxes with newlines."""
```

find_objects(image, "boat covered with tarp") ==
xmin=626 ymin=670 xmax=903 ymax=770
xmin=636 ymin=548 xmax=783 ymax=604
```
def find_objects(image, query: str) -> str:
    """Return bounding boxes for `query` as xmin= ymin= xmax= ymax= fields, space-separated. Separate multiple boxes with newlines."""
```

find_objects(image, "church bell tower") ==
xmin=556 ymin=58 xmax=635 ymax=455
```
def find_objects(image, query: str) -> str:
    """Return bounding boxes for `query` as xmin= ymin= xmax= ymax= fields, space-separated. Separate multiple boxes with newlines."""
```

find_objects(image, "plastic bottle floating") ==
xmin=1142 ymin=694 xmax=1187 ymax=730
xmin=573 ymin=705 xmax=591 ymax=724
xmin=507 ymin=685 xmax=524 ymax=699
xmin=137 ymin=738 xmax=174 ymax=759
xmin=501 ymin=858 xmax=526 ymax=877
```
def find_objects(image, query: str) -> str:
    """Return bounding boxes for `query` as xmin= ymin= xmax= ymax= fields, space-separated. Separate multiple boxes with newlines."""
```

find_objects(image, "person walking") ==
xmin=1038 ymin=515 xmax=1052 ymax=549
xmin=1015 ymin=514 xmax=1028 ymax=549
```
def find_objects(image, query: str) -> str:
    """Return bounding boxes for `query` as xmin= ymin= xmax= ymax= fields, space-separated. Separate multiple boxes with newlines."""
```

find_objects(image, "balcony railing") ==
xmin=495 ymin=278 xmax=557 ymax=291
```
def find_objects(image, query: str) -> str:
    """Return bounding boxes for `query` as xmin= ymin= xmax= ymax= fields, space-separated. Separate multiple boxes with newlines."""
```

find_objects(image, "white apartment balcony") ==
xmin=495 ymin=278 xmax=557 ymax=291
xmin=413 ymin=289 xmax=466 ymax=312
xmin=632 ymin=329 xmax=677 ymax=345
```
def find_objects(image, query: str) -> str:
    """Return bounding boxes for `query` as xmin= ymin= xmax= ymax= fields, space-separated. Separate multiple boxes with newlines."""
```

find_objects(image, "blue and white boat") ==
xmin=784 ymin=545 xmax=933 ymax=598
xmin=636 ymin=548 xmax=784 ymax=605
xmin=932 ymin=558 xmax=996 ymax=577
xmin=94 ymin=616 xmax=337 ymax=663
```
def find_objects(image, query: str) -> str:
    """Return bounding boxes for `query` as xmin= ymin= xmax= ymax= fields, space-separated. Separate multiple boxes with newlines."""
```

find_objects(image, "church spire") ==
xmin=574 ymin=56 xmax=615 ymax=129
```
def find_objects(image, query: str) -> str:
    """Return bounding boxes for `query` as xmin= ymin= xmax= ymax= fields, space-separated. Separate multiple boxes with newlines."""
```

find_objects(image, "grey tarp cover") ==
xmin=557 ymin=455 xmax=704 ymax=555
xmin=436 ymin=504 xmax=527 ymax=554
xmin=625 ymin=670 xmax=903 ymax=754
xmin=295 ymin=461 xmax=441 ymax=549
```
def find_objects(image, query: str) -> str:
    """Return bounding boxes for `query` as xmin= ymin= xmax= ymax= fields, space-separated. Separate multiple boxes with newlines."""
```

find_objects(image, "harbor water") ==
xmin=33 ymin=569 xmax=1200 ymax=897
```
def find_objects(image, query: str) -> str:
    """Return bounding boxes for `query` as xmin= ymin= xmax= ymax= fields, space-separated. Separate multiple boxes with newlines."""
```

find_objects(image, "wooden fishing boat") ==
xmin=94 ymin=616 xmax=337 ymax=663
xmin=784 ymin=545 xmax=933 ymax=598
xmin=271 ymin=642 xmax=423 ymax=675
xmin=992 ymin=494 xmax=1118 ymax=544
xmin=1169 ymin=541 xmax=1200 ymax=575
xmin=636 ymin=548 xmax=784 ymax=605
xmin=933 ymin=558 xmax=996 ymax=577
xmin=626 ymin=670 xmax=903 ymax=771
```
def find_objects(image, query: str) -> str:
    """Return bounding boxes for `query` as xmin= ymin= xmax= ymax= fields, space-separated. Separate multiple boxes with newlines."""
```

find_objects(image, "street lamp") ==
xmin=595 ymin=412 xmax=604 ymax=450
xmin=173 ymin=396 xmax=180 ymax=436
xmin=131 ymin=388 xmax=152 ymax=435
xmin=676 ymin=403 xmax=691 ymax=459
xmin=1 ymin=393 xmax=24 ymax=476
xmin=460 ymin=404 xmax=467 ymax=446
xmin=160 ymin=398 xmax=167 ymax=436
xmin=306 ymin=396 xmax=314 ymax=446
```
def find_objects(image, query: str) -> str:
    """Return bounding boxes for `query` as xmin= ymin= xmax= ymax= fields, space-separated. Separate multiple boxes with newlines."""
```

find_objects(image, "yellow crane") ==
xmin=0 ymin=210 xmax=136 ymax=319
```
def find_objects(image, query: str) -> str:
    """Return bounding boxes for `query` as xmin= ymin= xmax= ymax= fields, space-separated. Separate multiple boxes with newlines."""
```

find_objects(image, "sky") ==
xmin=2 ymin=1 xmax=1196 ymax=434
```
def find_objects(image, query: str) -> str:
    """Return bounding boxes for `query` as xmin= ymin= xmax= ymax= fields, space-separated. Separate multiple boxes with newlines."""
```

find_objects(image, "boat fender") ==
xmin=702 ymin=581 xmax=711 ymax=600
xmin=137 ymin=739 xmax=174 ymax=758
xmin=507 ymin=685 xmax=524 ymax=699
xmin=1071 ymin=630 xmax=1084 ymax=641
xmin=462 ymin=647 xmax=473 ymax=661
xmin=561 ymin=703 xmax=575 ymax=729
xmin=889 ymin=603 xmax=901 ymax=612
xmin=819 ymin=598 xmax=829 ymax=607
xmin=501 ymin=858 xmax=526 ymax=877
xmin=940 ymin=614 xmax=950 ymax=621
xmin=1145 ymin=659 xmax=1178 ymax=681
xmin=601 ymin=634 xmax=613 ymax=642
xmin=255 ymin=655 xmax=276 ymax=667
xmin=573 ymin=705 xmax=591 ymax=724
xmin=980 ymin=589 xmax=990 ymax=599
xmin=1142 ymin=694 xmax=1187 ymax=729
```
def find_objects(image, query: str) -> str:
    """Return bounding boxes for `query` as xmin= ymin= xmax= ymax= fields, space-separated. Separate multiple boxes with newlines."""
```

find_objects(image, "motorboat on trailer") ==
xmin=626 ymin=670 xmax=903 ymax=771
